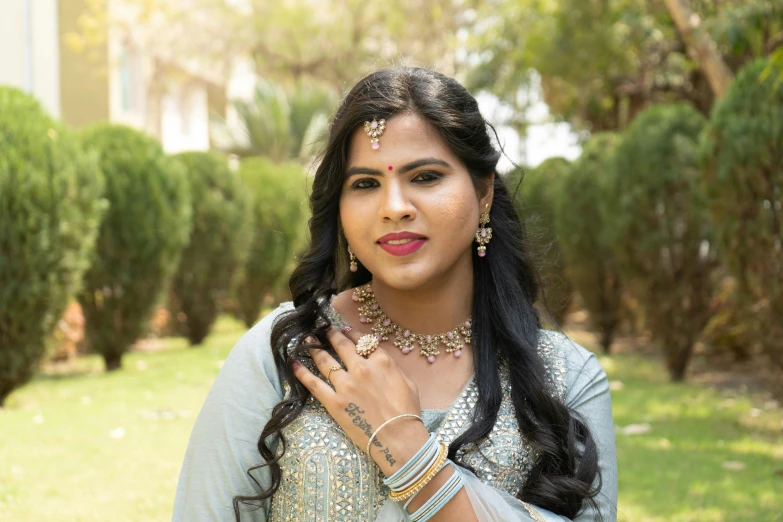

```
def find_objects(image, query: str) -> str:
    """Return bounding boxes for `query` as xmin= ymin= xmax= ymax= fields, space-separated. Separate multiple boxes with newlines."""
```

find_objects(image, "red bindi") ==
xmin=388 ymin=166 xmax=393 ymax=171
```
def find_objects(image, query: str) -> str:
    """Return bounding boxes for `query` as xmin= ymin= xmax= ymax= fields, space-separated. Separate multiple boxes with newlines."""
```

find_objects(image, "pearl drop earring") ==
xmin=348 ymin=246 xmax=358 ymax=272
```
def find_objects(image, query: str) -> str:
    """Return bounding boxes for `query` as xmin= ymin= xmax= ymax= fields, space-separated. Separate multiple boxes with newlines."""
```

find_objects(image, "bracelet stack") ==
xmin=383 ymin=433 xmax=465 ymax=521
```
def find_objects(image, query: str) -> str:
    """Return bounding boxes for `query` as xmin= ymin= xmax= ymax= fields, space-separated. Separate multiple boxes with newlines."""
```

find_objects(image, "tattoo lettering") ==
xmin=344 ymin=402 xmax=383 ymax=448
xmin=378 ymin=446 xmax=396 ymax=466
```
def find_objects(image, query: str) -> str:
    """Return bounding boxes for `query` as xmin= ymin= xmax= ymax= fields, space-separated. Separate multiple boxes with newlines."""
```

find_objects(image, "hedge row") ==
xmin=522 ymin=58 xmax=782 ymax=381
xmin=0 ymin=88 xmax=308 ymax=404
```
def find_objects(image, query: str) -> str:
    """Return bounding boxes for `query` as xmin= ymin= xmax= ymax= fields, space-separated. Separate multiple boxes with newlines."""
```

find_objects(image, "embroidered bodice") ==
xmin=267 ymin=304 xmax=568 ymax=522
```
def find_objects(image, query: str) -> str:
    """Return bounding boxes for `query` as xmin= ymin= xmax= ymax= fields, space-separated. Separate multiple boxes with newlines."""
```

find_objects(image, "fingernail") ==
xmin=342 ymin=325 xmax=354 ymax=333
xmin=292 ymin=360 xmax=301 ymax=370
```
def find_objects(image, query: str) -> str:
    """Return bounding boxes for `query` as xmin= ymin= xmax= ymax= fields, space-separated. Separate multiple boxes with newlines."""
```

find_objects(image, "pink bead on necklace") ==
xmin=351 ymin=282 xmax=472 ymax=363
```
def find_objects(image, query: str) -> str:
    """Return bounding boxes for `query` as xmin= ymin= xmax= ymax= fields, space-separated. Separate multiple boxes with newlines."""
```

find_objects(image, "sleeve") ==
xmin=172 ymin=303 xmax=293 ymax=522
xmin=525 ymin=339 xmax=619 ymax=522
xmin=373 ymin=336 xmax=618 ymax=522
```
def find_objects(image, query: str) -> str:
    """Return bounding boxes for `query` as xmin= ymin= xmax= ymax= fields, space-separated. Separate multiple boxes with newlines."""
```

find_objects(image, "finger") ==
xmin=307 ymin=344 xmax=346 ymax=383
xmin=291 ymin=359 xmax=336 ymax=403
xmin=325 ymin=325 xmax=369 ymax=367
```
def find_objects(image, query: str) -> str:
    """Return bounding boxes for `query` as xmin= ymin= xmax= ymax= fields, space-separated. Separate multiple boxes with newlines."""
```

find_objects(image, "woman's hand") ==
xmin=291 ymin=325 xmax=430 ymax=477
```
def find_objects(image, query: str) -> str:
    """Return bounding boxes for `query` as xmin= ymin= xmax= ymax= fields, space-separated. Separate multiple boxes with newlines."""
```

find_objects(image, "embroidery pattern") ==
xmin=268 ymin=301 xmax=569 ymax=521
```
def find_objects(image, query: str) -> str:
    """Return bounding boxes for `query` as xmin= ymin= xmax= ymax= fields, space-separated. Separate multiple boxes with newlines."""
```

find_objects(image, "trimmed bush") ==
xmin=168 ymin=152 xmax=253 ymax=345
xmin=555 ymin=133 xmax=623 ymax=353
xmin=0 ymin=87 xmax=105 ymax=406
xmin=513 ymin=158 xmax=574 ymax=326
xmin=234 ymin=157 xmax=308 ymax=327
xmin=701 ymin=58 xmax=783 ymax=370
xmin=78 ymin=124 xmax=191 ymax=371
xmin=605 ymin=104 xmax=718 ymax=381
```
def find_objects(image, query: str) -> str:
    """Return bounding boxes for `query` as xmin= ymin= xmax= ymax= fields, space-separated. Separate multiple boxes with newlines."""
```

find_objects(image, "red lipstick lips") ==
xmin=377 ymin=231 xmax=428 ymax=257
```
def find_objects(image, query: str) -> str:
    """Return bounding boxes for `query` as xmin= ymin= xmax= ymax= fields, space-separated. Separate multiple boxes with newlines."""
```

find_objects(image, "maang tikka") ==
xmin=348 ymin=245 xmax=358 ymax=272
xmin=475 ymin=203 xmax=492 ymax=257
xmin=364 ymin=118 xmax=386 ymax=150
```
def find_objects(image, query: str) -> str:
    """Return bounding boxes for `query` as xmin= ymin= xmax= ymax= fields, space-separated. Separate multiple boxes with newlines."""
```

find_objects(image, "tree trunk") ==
xmin=665 ymin=340 xmax=693 ymax=382
xmin=0 ymin=385 xmax=12 ymax=408
xmin=103 ymin=352 xmax=123 ymax=372
xmin=664 ymin=0 xmax=734 ymax=98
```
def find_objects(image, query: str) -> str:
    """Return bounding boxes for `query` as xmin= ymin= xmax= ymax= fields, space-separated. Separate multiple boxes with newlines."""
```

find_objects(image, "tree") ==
xmin=0 ymin=87 xmax=105 ymax=406
xmin=72 ymin=0 xmax=466 ymax=95
xmin=168 ymin=151 xmax=253 ymax=345
xmin=700 ymin=58 xmax=783 ymax=371
xmin=210 ymin=80 xmax=337 ymax=162
xmin=234 ymin=157 xmax=309 ymax=327
xmin=556 ymin=134 xmax=623 ymax=353
xmin=663 ymin=0 xmax=734 ymax=97
xmin=468 ymin=0 xmax=783 ymax=132
xmin=605 ymin=104 xmax=718 ymax=381
xmin=78 ymin=124 xmax=191 ymax=371
xmin=513 ymin=158 xmax=574 ymax=326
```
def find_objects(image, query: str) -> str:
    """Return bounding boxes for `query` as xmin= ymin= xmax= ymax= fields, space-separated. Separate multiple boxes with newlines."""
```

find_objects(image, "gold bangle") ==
xmin=366 ymin=414 xmax=423 ymax=455
xmin=388 ymin=442 xmax=448 ymax=502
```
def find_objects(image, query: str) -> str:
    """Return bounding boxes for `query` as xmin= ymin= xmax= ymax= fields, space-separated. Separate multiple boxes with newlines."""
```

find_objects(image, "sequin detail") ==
xmin=268 ymin=300 xmax=570 ymax=521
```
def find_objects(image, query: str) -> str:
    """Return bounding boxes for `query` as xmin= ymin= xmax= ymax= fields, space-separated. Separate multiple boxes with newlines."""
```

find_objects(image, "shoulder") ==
xmin=222 ymin=301 xmax=295 ymax=395
xmin=536 ymin=329 xmax=609 ymax=406
xmin=234 ymin=301 xmax=295 ymax=357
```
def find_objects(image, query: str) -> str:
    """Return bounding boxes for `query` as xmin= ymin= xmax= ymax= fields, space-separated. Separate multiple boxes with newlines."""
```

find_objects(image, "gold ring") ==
xmin=356 ymin=334 xmax=379 ymax=358
xmin=326 ymin=365 xmax=343 ymax=383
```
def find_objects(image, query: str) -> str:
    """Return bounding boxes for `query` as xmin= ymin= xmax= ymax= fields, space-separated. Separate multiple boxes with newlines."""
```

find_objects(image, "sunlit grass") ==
xmin=603 ymin=350 xmax=783 ymax=522
xmin=0 ymin=315 xmax=781 ymax=521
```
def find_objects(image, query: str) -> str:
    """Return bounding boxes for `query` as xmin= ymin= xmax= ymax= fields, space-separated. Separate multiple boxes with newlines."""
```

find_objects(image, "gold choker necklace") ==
xmin=351 ymin=282 xmax=472 ymax=363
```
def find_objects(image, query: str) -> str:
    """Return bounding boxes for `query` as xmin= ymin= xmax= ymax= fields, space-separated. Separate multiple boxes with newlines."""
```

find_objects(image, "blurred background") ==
xmin=0 ymin=0 xmax=781 ymax=520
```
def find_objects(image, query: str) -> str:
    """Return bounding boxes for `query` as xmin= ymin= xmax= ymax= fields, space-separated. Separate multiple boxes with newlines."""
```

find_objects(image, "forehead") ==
xmin=346 ymin=112 xmax=456 ymax=167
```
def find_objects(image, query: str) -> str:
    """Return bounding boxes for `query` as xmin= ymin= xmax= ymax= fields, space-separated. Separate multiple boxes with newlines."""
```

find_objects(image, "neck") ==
xmin=370 ymin=254 xmax=474 ymax=334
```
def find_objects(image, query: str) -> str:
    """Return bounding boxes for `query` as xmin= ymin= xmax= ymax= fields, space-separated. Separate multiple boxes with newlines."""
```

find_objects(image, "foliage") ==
xmin=700 ymin=58 xmax=783 ymax=370
xmin=0 ymin=87 xmax=106 ymax=406
xmin=513 ymin=158 xmax=573 ymax=326
xmin=211 ymin=80 xmax=336 ymax=162
xmin=555 ymin=134 xmax=623 ymax=353
xmin=468 ymin=0 xmax=783 ymax=132
xmin=226 ymin=0 xmax=464 ymax=87
xmin=77 ymin=124 xmax=192 ymax=371
xmin=604 ymin=104 xmax=718 ymax=381
xmin=72 ymin=0 xmax=464 ymax=91
xmin=167 ymin=152 xmax=253 ymax=345
xmin=234 ymin=157 xmax=308 ymax=327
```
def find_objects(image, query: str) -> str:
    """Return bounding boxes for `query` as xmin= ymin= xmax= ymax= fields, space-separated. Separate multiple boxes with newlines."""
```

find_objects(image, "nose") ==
xmin=378 ymin=179 xmax=416 ymax=222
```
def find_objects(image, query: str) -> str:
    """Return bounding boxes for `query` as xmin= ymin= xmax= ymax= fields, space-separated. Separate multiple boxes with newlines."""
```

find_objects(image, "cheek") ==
xmin=427 ymin=191 xmax=477 ymax=240
xmin=339 ymin=194 xmax=371 ymax=244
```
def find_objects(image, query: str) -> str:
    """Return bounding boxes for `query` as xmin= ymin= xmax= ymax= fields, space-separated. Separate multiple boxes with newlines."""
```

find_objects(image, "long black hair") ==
xmin=233 ymin=67 xmax=605 ymax=520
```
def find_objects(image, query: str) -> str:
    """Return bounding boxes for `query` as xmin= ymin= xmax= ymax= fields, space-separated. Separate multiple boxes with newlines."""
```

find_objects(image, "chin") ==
xmin=371 ymin=263 xmax=445 ymax=291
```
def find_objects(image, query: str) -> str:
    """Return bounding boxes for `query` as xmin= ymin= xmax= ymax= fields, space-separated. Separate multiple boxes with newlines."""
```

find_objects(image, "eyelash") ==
xmin=351 ymin=171 xmax=442 ymax=190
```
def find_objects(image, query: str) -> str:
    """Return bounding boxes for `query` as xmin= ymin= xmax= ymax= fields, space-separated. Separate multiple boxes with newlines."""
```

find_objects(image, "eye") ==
xmin=413 ymin=171 xmax=442 ymax=183
xmin=351 ymin=178 xmax=379 ymax=190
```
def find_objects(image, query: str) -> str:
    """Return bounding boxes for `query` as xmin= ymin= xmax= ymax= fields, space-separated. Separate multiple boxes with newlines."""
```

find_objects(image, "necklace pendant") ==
xmin=354 ymin=281 xmax=473 ymax=363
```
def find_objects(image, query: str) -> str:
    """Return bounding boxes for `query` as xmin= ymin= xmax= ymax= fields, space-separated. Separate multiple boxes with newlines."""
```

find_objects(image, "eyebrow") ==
xmin=345 ymin=157 xmax=452 ymax=178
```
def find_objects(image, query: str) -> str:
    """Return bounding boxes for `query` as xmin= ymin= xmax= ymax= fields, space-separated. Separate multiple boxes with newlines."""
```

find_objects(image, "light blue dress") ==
xmin=173 ymin=301 xmax=618 ymax=521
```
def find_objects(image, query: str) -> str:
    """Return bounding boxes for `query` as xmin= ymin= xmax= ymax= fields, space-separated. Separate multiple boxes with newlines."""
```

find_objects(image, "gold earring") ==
xmin=475 ymin=203 xmax=492 ymax=258
xmin=348 ymin=245 xmax=358 ymax=272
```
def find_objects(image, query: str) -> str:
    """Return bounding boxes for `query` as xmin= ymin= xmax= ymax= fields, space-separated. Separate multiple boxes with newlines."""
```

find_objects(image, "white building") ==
xmin=0 ymin=0 xmax=227 ymax=153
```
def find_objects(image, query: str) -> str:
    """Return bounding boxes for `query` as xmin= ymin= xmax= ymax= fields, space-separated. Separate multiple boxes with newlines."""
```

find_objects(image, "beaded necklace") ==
xmin=352 ymin=282 xmax=473 ymax=363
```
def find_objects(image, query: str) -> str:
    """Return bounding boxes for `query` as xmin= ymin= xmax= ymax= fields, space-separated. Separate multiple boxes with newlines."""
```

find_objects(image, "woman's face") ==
xmin=339 ymin=112 xmax=493 ymax=290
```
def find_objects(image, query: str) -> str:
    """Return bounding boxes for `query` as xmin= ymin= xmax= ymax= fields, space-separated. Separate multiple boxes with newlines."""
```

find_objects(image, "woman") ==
xmin=173 ymin=67 xmax=618 ymax=522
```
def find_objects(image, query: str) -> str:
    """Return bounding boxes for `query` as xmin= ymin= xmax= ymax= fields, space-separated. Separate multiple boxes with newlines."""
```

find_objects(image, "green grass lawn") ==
xmin=0 ymin=316 xmax=781 ymax=521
